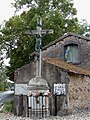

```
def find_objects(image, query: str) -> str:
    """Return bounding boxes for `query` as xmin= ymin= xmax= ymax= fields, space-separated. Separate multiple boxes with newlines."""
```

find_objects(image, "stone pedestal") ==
xmin=27 ymin=76 xmax=50 ymax=118
xmin=27 ymin=76 xmax=50 ymax=95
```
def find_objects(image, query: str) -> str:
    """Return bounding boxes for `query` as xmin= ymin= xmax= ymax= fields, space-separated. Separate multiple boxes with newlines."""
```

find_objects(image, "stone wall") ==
xmin=14 ymin=95 xmax=28 ymax=117
xmin=14 ymin=34 xmax=90 ymax=117
xmin=14 ymin=60 xmax=90 ymax=116
xmin=14 ymin=61 xmax=67 ymax=116
xmin=14 ymin=62 xmax=36 ymax=84
xmin=67 ymin=74 xmax=90 ymax=113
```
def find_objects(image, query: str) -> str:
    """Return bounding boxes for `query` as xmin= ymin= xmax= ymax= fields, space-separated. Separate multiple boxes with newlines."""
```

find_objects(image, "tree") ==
xmin=0 ymin=0 xmax=80 ymax=75
xmin=79 ymin=19 xmax=90 ymax=37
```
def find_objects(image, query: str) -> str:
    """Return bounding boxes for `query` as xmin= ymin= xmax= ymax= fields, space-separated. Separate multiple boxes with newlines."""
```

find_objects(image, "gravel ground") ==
xmin=0 ymin=110 xmax=90 ymax=120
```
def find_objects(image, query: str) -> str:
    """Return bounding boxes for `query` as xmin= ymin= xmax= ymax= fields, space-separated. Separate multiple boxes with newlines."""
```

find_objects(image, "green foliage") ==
xmin=0 ymin=82 xmax=4 ymax=91
xmin=0 ymin=66 xmax=8 ymax=91
xmin=1 ymin=14 xmax=35 ymax=74
xmin=3 ymin=100 xmax=14 ymax=113
xmin=79 ymin=19 xmax=90 ymax=37
xmin=1 ymin=0 xmax=80 ymax=75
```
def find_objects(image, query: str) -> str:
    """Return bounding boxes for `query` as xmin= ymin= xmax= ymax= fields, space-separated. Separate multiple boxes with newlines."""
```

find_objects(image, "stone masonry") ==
xmin=14 ymin=33 xmax=90 ymax=117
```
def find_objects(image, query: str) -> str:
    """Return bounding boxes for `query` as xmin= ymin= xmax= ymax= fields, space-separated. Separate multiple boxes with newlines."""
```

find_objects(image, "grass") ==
xmin=2 ymin=100 xmax=14 ymax=113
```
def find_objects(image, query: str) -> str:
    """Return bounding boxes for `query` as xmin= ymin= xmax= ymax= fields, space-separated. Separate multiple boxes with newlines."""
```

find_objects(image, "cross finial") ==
xmin=25 ymin=16 xmax=53 ymax=77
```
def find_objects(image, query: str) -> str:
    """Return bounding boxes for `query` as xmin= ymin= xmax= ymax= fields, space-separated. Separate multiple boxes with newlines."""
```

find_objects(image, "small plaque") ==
xmin=53 ymin=83 xmax=66 ymax=95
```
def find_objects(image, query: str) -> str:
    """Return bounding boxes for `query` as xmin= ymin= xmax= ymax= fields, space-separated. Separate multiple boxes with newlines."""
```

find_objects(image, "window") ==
xmin=64 ymin=44 xmax=79 ymax=63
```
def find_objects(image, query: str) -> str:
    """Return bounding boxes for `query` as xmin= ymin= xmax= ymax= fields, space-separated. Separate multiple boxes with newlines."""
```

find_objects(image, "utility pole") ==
xmin=25 ymin=16 xmax=53 ymax=77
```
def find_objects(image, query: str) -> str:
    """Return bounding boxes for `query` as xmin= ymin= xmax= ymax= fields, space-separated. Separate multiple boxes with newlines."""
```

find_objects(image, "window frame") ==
xmin=64 ymin=43 xmax=80 ymax=64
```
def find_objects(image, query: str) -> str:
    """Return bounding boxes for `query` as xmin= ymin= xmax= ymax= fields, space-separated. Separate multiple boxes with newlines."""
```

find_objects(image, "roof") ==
xmin=30 ymin=32 xmax=90 ymax=56
xmin=43 ymin=58 xmax=90 ymax=76
xmin=42 ymin=32 xmax=90 ymax=50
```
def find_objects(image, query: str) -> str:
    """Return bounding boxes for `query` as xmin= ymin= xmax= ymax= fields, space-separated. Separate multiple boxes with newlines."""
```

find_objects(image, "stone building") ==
xmin=13 ymin=33 xmax=90 ymax=118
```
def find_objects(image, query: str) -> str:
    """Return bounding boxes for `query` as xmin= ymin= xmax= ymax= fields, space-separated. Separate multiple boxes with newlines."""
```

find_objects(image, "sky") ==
xmin=0 ymin=0 xmax=90 ymax=24
xmin=0 ymin=0 xmax=15 ymax=24
xmin=0 ymin=0 xmax=90 ymax=66
xmin=73 ymin=0 xmax=90 ymax=24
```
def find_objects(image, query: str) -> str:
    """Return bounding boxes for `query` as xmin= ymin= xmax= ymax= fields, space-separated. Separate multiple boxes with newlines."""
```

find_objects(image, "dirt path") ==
xmin=0 ymin=110 xmax=90 ymax=120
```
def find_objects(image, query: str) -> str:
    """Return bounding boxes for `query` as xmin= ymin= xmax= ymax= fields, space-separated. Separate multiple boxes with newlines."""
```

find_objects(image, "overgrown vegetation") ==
xmin=3 ymin=100 xmax=14 ymax=113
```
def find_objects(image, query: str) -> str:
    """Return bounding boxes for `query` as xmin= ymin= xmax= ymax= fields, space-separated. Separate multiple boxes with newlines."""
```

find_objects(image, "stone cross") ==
xmin=25 ymin=16 xmax=53 ymax=77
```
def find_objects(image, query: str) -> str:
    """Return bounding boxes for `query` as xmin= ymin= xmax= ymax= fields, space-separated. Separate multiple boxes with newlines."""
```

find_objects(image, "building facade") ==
xmin=14 ymin=33 xmax=90 ymax=118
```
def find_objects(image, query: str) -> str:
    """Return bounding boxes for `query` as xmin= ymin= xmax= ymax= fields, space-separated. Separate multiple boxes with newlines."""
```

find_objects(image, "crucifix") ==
xmin=25 ymin=16 xmax=53 ymax=77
